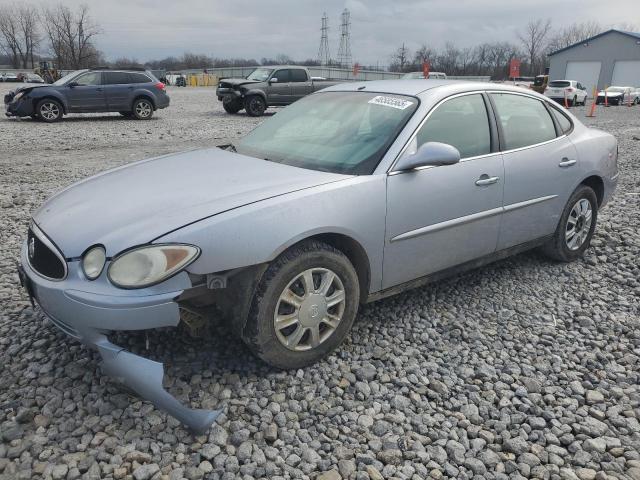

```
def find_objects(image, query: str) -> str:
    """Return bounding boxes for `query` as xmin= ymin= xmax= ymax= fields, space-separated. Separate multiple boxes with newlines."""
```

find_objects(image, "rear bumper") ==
xmin=18 ymin=242 xmax=220 ymax=433
xmin=156 ymin=94 xmax=170 ymax=110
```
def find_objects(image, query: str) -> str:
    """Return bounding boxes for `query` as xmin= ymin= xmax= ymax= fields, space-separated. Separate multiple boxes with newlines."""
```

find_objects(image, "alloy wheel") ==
xmin=135 ymin=101 xmax=152 ymax=118
xmin=40 ymin=102 xmax=60 ymax=121
xmin=565 ymin=198 xmax=592 ymax=250
xmin=273 ymin=268 xmax=346 ymax=351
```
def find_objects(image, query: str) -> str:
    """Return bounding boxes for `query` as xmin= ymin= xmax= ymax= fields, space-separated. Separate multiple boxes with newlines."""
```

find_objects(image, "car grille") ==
xmin=27 ymin=226 xmax=67 ymax=280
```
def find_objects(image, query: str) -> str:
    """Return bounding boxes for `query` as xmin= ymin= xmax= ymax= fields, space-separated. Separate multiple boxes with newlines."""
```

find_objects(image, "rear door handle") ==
xmin=559 ymin=158 xmax=577 ymax=167
xmin=475 ymin=175 xmax=500 ymax=186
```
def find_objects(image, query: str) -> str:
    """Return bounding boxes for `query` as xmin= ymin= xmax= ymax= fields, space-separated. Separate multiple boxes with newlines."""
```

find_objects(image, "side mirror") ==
xmin=67 ymin=82 xmax=78 ymax=88
xmin=394 ymin=142 xmax=461 ymax=171
xmin=269 ymin=77 xmax=278 ymax=83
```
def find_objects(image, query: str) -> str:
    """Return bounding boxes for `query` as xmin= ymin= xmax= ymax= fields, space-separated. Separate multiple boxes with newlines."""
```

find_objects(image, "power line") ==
xmin=336 ymin=8 xmax=352 ymax=69
xmin=317 ymin=12 xmax=330 ymax=66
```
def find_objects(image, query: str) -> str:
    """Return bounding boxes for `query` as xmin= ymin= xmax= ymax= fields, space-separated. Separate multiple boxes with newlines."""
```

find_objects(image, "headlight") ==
xmin=82 ymin=245 xmax=106 ymax=280
xmin=13 ymin=92 xmax=24 ymax=101
xmin=107 ymin=244 xmax=200 ymax=289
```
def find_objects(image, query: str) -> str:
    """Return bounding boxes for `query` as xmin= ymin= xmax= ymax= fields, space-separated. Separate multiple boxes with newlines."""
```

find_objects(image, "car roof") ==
xmin=322 ymin=79 xmax=541 ymax=97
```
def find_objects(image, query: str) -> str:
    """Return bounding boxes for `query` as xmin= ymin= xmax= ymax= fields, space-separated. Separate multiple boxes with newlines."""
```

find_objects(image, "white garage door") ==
xmin=565 ymin=61 xmax=601 ymax=97
xmin=612 ymin=60 xmax=640 ymax=87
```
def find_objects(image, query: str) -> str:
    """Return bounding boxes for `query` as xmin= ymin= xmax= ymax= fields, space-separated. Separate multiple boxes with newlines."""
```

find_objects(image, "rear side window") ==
xmin=550 ymin=106 xmax=573 ymax=134
xmin=272 ymin=69 xmax=290 ymax=82
xmin=549 ymin=81 xmax=570 ymax=88
xmin=290 ymin=69 xmax=308 ymax=82
xmin=129 ymin=73 xmax=152 ymax=83
xmin=74 ymin=72 xmax=102 ymax=86
xmin=414 ymin=93 xmax=491 ymax=159
xmin=491 ymin=93 xmax=556 ymax=150
xmin=104 ymin=72 xmax=130 ymax=84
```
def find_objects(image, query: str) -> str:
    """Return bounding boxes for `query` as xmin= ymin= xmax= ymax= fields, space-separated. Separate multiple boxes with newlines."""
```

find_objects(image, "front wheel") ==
xmin=36 ymin=99 xmax=63 ymax=122
xmin=132 ymin=98 xmax=154 ymax=120
xmin=244 ymin=95 xmax=266 ymax=117
xmin=222 ymin=95 xmax=243 ymax=114
xmin=541 ymin=185 xmax=598 ymax=262
xmin=243 ymin=240 xmax=360 ymax=370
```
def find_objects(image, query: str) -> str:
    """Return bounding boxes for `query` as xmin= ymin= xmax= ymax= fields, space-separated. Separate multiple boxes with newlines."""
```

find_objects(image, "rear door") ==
xmin=268 ymin=69 xmax=291 ymax=104
xmin=491 ymin=92 xmax=579 ymax=250
xmin=290 ymin=69 xmax=312 ymax=100
xmin=66 ymin=72 xmax=106 ymax=111
xmin=103 ymin=71 xmax=132 ymax=111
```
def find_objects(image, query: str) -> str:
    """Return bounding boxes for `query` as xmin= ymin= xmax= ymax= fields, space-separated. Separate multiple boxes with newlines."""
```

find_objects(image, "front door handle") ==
xmin=559 ymin=158 xmax=577 ymax=167
xmin=475 ymin=175 xmax=500 ymax=186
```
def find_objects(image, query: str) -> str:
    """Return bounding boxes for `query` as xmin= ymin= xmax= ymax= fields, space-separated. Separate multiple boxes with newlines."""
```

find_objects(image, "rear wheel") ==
xmin=36 ymin=99 xmax=63 ymax=122
xmin=222 ymin=95 xmax=243 ymax=114
xmin=242 ymin=240 xmax=360 ymax=369
xmin=244 ymin=95 xmax=266 ymax=117
xmin=132 ymin=98 xmax=154 ymax=120
xmin=541 ymin=185 xmax=598 ymax=262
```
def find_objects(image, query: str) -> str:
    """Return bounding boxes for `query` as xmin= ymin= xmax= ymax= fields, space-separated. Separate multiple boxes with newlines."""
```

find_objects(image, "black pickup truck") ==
xmin=216 ymin=66 xmax=340 ymax=116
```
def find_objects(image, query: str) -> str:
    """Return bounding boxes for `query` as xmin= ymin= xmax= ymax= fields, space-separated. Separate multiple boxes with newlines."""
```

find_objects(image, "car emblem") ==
xmin=310 ymin=305 xmax=319 ymax=318
xmin=28 ymin=237 xmax=35 ymax=259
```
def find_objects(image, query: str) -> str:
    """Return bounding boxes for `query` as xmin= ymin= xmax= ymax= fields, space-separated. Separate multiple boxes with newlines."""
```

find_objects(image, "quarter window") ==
xmin=490 ymin=93 xmax=556 ymax=150
xmin=413 ymin=94 xmax=491 ymax=159
xmin=550 ymin=106 xmax=572 ymax=134
xmin=74 ymin=72 xmax=102 ymax=86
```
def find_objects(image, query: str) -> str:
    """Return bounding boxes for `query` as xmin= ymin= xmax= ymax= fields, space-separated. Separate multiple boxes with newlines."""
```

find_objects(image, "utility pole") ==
xmin=337 ymin=8 xmax=352 ymax=69
xmin=317 ymin=12 xmax=331 ymax=66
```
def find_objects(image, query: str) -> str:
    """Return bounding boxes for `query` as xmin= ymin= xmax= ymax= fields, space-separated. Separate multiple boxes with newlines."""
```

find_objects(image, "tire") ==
xmin=119 ymin=111 xmax=133 ymax=117
xmin=572 ymin=96 xmax=577 ymax=107
xmin=243 ymin=240 xmax=360 ymax=370
xmin=244 ymin=95 xmax=266 ymax=117
xmin=222 ymin=95 xmax=243 ymax=114
xmin=132 ymin=98 xmax=154 ymax=120
xmin=541 ymin=185 xmax=598 ymax=262
xmin=36 ymin=99 xmax=63 ymax=122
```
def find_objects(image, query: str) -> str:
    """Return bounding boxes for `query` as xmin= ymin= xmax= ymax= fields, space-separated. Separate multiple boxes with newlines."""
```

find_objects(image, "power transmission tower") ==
xmin=337 ymin=8 xmax=352 ymax=68
xmin=317 ymin=12 xmax=331 ymax=66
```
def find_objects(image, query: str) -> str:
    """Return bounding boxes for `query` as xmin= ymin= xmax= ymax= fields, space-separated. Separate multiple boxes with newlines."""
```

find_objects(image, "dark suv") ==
xmin=4 ymin=68 xmax=170 ymax=122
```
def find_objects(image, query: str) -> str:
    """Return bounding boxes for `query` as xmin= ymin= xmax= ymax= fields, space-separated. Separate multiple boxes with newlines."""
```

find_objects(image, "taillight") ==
xmin=154 ymin=82 xmax=166 ymax=91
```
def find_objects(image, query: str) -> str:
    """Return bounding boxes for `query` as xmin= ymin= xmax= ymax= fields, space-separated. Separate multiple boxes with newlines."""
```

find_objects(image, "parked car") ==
xmin=216 ymin=66 xmax=340 ymax=116
xmin=595 ymin=86 xmax=637 ymax=105
xmin=1 ymin=72 xmax=20 ymax=82
xmin=401 ymin=71 xmax=448 ymax=80
xmin=22 ymin=73 xmax=45 ymax=84
xmin=4 ymin=68 xmax=169 ymax=122
xmin=18 ymin=80 xmax=618 ymax=432
xmin=544 ymin=80 xmax=588 ymax=106
xmin=530 ymin=74 xmax=549 ymax=94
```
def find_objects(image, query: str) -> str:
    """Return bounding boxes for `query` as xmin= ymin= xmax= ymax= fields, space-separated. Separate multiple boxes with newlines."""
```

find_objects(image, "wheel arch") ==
xmin=33 ymin=95 xmax=67 ymax=114
xmin=243 ymin=89 xmax=267 ymax=102
xmin=132 ymin=93 xmax=155 ymax=110
xmin=580 ymin=175 xmax=604 ymax=206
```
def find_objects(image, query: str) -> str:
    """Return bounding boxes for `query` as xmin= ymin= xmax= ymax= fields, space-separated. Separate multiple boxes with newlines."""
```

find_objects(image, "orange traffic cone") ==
xmin=586 ymin=87 xmax=597 ymax=117
xmin=564 ymin=90 xmax=569 ymax=108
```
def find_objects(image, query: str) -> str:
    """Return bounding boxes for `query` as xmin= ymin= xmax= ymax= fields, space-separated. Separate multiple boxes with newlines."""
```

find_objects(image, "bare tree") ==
xmin=546 ymin=21 xmax=603 ymax=53
xmin=438 ymin=42 xmax=460 ymax=74
xmin=517 ymin=18 xmax=552 ymax=75
xmin=414 ymin=44 xmax=436 ymax=65
xmin=390 ymin=43 xmax=410 ymax=72
xmin=42 ymin=4 xmax=102 ymax=69
xmin=0 ymin=3 xmax=39 ymax=68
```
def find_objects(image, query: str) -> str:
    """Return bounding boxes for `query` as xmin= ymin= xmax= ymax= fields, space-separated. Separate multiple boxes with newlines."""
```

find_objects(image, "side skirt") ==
xmin=365 ymin=235 xmax=552 ymax=303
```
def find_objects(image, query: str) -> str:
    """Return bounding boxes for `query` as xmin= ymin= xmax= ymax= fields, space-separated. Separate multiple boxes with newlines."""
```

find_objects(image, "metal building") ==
xmin=548 ymin=29 xmax=640 ymax=95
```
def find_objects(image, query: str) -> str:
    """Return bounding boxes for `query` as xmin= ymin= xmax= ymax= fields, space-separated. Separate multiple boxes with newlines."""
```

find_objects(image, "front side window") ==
xmin=491 ymin=93 xmax=556 ymax=150
xmin=411 ymin=93 xmax=491 ymax=159
xmin=74 ymin=72 xmax=102 ymax=86
xmin=272 ymin=69 xmax=290 ymax=83
xmin=236 ymin=91 xmax=418 ymax=174
xmin=104 ymin=72 xmax=130 ymax=84
xmin=290 ymin=69 xmax=308 ymax=82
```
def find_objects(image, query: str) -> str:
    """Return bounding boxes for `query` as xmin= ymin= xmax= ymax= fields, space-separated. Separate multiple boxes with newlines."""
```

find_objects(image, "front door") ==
xmin=268 ymin=69 xmax=291 ymax=104
xmin=489 ymin=92 xmax=580 ymax=250
xmin=66 ymin=71 xmax=106 ymax=112
xmin=103 ymin=71 xmax=133 ymax=111
xmin=383 ymin=93 xmax=504 ymax=289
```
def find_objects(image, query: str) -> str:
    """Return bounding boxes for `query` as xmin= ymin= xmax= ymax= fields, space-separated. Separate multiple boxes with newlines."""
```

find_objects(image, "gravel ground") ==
xmin=1 ymin=83 xmax=640 ymax=480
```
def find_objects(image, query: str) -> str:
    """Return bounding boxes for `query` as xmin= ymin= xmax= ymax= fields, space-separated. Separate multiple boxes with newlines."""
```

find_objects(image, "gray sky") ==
xmin=49 ymin=0 xmax=638 ymax=64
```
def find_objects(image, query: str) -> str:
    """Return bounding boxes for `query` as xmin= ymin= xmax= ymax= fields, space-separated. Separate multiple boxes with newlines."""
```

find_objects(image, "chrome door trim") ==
xmin=503 ymin=195 xmax=558 ymax=212
xmin=390 ymin=194 xmax=558 ymax=243
xmin=390 ymin=206 xmax=503 ymax=243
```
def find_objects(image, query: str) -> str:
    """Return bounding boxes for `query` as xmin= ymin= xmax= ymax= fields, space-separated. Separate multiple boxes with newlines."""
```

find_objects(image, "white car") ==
xmin=544 ymin=80 xmax=588 ymax=106
xmin=401 ymin=71 xmax=447 ymax=80
xmin=595 ymin=86 xmax=639 ymax=105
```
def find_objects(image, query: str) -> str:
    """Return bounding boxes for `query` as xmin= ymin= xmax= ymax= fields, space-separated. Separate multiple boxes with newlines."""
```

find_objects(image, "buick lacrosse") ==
xmin=19 ymin=80 xmax=618 ymax=431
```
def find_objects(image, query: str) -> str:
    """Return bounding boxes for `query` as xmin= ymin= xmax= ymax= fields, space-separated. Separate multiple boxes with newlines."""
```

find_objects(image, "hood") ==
xmin=597 ymin=90 xmax=623 ymax=96
xmin=33 ymin=148 xmax=347 ymax=257
xmin=219 ymin=78 xmax=260 ymax=87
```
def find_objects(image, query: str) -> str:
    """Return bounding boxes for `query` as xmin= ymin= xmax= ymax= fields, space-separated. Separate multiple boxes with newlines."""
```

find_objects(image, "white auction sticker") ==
xmin=368 ymin=96 xmax=414 ymax=110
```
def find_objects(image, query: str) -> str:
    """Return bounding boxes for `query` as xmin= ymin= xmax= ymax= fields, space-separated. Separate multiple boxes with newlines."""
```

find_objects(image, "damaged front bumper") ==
xmin=18 ymin=243 xmax=221 ymax=433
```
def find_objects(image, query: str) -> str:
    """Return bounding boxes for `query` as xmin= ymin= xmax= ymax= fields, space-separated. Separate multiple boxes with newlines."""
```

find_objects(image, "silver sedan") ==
xmin=19 ymin=80 xmax=618 ymax=432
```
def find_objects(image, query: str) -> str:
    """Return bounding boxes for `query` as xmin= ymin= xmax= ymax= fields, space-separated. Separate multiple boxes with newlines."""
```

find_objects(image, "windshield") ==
xmin=236 ymin=91 xmax=418 ymax=175
xmin=246 ymin=68 xmax=273 ymax=81
xmin=401 ymin=72 xmax=423 ymax=79
xmin=53 ymin=70 xmax=83 ymax=86
xmin=549 ymin=81 xmax=570 ymax=88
